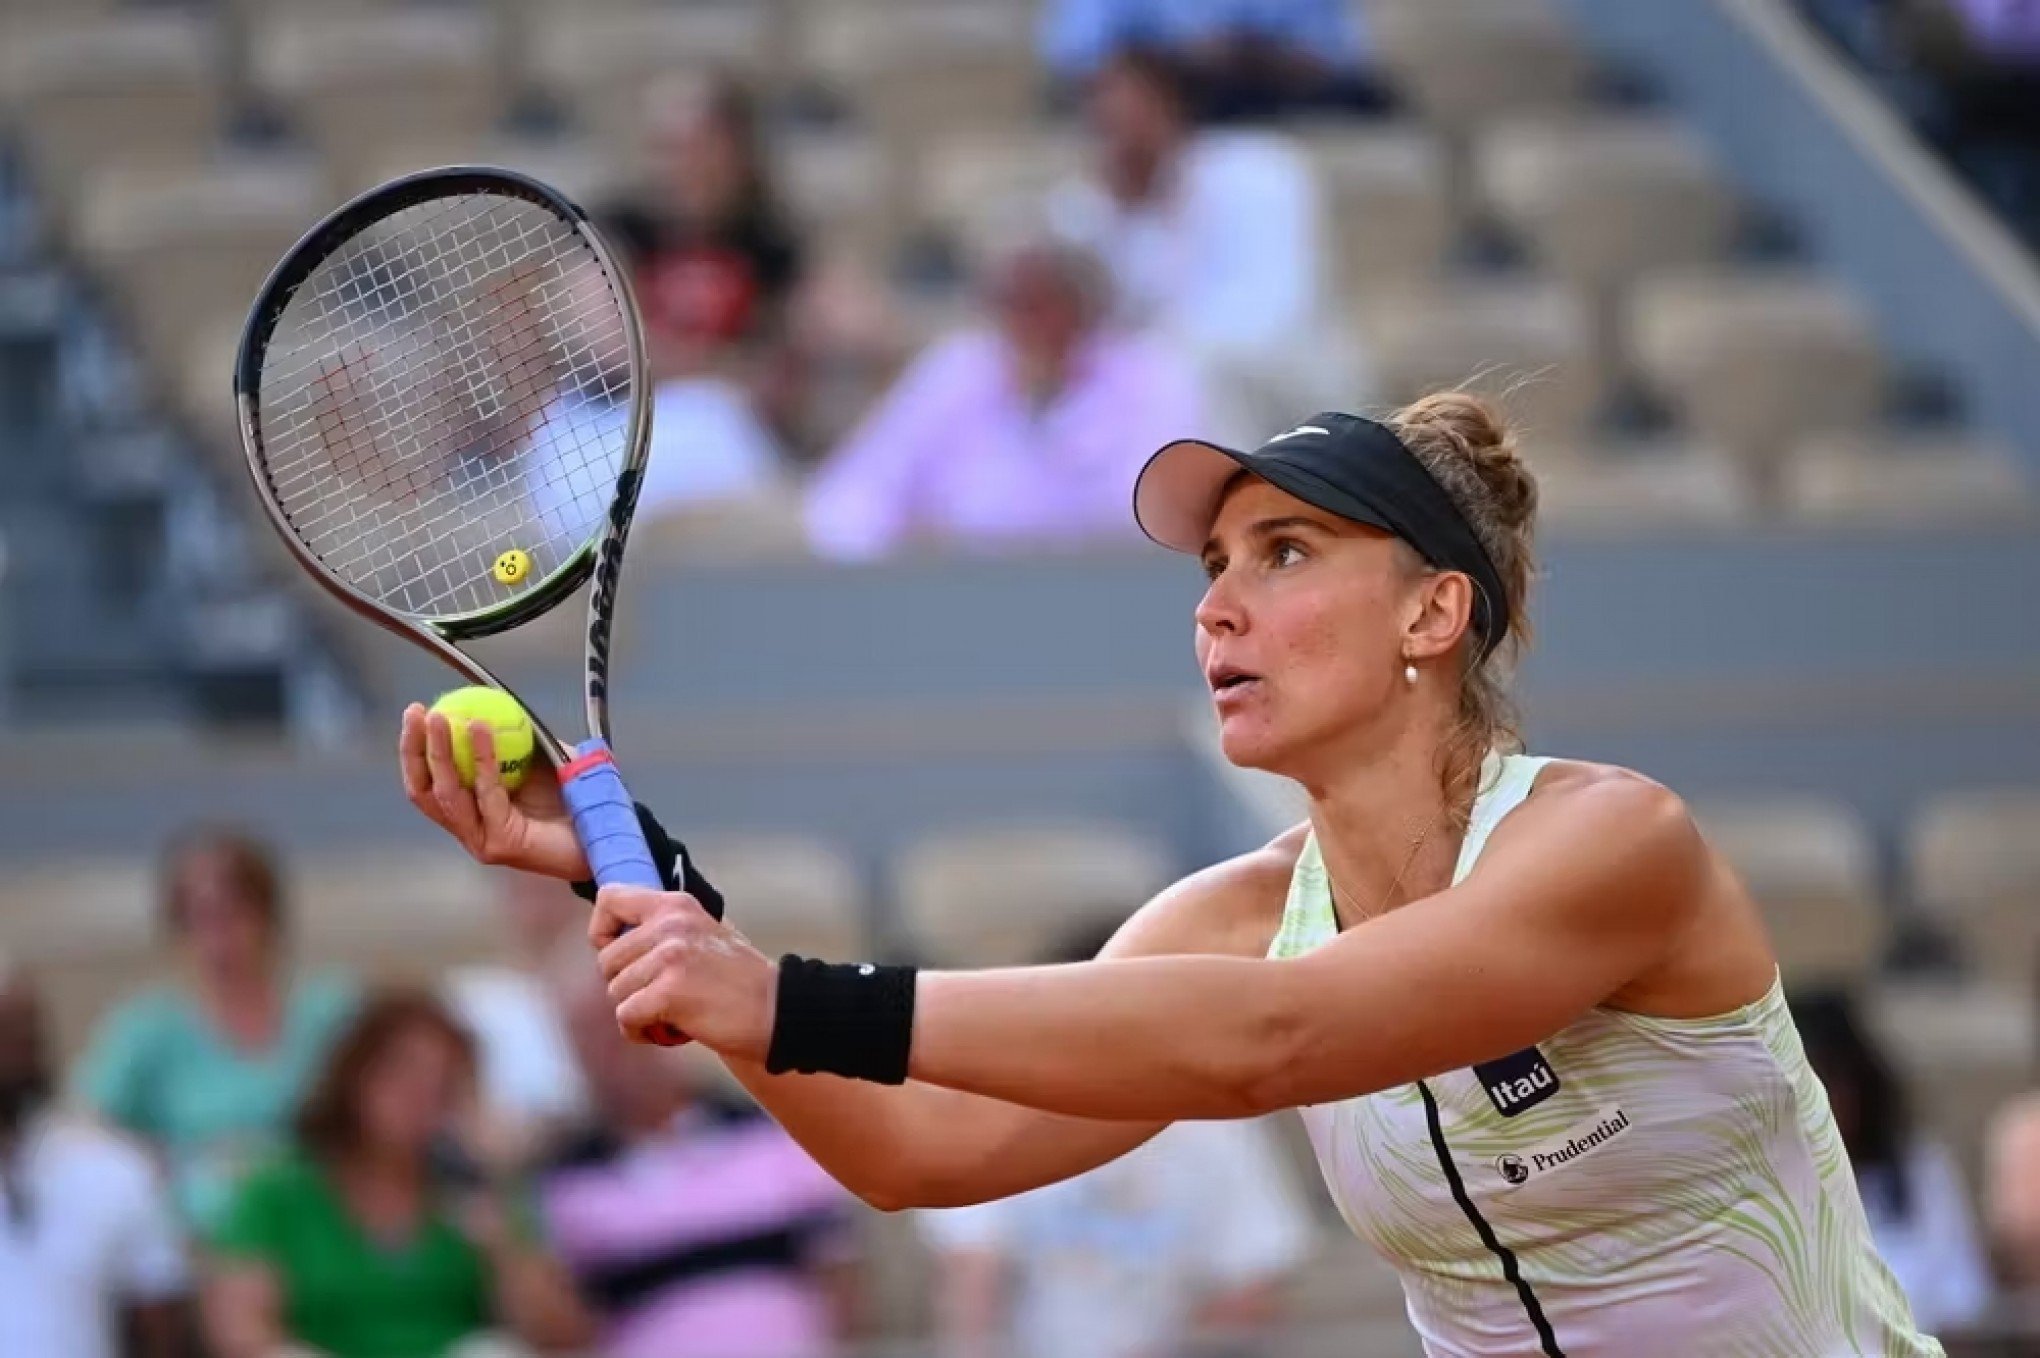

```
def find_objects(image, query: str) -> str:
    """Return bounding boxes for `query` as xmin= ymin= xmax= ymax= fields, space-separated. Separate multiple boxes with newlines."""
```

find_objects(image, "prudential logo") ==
xmin=1494 ymin=1107 xmax=1633 ymax=1190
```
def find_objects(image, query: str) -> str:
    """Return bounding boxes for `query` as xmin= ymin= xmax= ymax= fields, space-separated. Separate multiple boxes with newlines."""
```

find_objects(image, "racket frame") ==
xmin=232 ymin=165 xmax=652 ymax=770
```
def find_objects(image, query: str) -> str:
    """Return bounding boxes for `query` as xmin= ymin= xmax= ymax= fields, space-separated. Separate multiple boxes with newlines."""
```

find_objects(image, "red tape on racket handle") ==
xmin=559 ymin=737 xmax=687 ymax=1047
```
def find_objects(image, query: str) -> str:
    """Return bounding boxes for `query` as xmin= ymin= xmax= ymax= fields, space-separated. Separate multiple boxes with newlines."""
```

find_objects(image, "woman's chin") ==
xmin=1217 ymin=720 xmax=1293 ymax=774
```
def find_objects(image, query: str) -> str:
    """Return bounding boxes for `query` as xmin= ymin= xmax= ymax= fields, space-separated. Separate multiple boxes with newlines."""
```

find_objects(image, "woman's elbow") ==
xmin=1224 ymin=985 xmax=1318 ymax=1118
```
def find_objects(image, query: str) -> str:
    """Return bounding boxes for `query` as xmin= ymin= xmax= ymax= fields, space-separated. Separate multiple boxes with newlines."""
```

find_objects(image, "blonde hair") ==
xmin=1387 ymin=391 xmax=1539 ymax=823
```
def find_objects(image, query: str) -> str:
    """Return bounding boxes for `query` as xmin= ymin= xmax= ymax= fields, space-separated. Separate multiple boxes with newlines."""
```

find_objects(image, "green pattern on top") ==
xmin=1270 ymin=753 xmax=1943 ymax=1357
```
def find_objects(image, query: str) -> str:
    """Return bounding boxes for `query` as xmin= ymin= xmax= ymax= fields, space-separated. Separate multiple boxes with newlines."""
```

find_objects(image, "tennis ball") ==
xmin=492 ymin=549 xmax=531 ymax=585
xmin=429 ymin=687 xmax=534 ymax=792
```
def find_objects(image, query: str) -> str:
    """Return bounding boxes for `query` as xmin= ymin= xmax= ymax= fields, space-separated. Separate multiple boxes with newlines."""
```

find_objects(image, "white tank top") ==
xmin=1268 ymin=752 xmax=1943 ymax=1358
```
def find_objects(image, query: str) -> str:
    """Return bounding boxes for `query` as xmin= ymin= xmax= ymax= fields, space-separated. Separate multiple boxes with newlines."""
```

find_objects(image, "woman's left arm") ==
xmin=906 ymin=775 xmax=1709 ymax=1121
xmin=463 ymin=1200 xmax=595 ymax=1353
xmin=594 ymin=773 xmax=1717 ymax=1123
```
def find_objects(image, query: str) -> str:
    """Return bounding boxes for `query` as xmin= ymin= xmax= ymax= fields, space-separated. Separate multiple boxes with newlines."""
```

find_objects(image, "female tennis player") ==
xmin=401 ymin=391 xmax=1942 ymax=1356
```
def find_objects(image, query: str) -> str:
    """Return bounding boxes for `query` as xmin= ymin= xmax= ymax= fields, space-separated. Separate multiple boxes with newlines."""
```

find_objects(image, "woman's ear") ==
xmin=1404 ymin=571 xmax=1476 ymax=664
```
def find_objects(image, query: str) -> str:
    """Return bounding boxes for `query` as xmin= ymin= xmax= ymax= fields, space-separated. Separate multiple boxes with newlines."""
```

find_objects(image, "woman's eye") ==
xmin=1201 ymin=557 xmax=1225 ymax=581
xmin=1272 ymin=541 xmax=1306 ymax=568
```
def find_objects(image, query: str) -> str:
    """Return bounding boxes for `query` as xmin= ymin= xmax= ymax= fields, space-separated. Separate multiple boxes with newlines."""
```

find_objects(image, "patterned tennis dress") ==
xmin=1268 ymin=753 xmax=1944 ymax=1357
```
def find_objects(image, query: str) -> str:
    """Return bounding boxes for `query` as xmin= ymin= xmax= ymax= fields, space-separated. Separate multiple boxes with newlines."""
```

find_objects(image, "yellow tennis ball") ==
xmin=492 ymin=549 xmax=531 ymax=585
xmin=429 ymin=687 xmax=534 ymax=792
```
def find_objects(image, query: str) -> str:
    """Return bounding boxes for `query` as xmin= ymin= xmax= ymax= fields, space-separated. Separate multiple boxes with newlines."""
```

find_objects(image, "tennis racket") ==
xmin=234 ymin=166 xmax=673 ymax=991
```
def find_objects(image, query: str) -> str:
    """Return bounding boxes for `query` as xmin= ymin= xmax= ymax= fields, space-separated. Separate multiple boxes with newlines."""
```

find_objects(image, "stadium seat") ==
xmin=631 ymin=488 xmax=814 ymax=566
xmin=292 ymin=850 xmax=497 ymax=980
xmin=1690 ymin=796 xmax=1885 ymax=980
xmin=1356 ymin=278 xmax=1606 ymax=451
xmin=0 ymin=860 xmax=158 ymax=1059
xmin=1292 ymin=123 xmax=1456 ymax=297
xmin=892 ymin=823 xmax=1175 ymax=967
xmin=251 ymin=9 xmax=504 ymax=191
xmin=0 ymin=13 xmax=223 ymax=215
xmin=1629 ymin=269 xmax=1886 ymax=475
xmin=346 ymin=132 xmax=626 ymax=208
xmin=1368 ymin=0 xmax=1593 ymax=138
xmin=684 ymin=830 xmax=867 ymax=961
xmin=1864 ymin=978 xmax=2033 ymax=1198
xmin=1782 ymin=429 xmax=2034 ymax=526
xmin=1908 ymin=789 xmax=2040 ymax=987
xmin=1532 ymin=441 xmax=1755 ymax=534
xmin=75 ymin=157 xmax=329 ymax=405
xmin=527 ymin=4 xmax=778 ymax=160
xmin=794 ymin=0 xmax=1038 ymax=154
xmin=1477 ymin=116 xmax=1739 ymax=298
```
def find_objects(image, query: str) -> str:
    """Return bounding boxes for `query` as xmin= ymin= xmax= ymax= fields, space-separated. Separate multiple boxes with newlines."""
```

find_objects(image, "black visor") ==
xmin=1133 ymin=412 xmax=1511 ymax=662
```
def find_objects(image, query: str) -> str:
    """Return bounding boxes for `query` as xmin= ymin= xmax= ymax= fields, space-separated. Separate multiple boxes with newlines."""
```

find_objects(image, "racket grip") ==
xmin=559 ymin=737 xmax=686 ymax=1047
xmin=560 ymin=738 xmax=663 ymax=889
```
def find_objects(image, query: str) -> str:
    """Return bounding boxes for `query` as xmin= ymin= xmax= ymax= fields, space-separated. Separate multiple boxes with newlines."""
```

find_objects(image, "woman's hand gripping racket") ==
xmin=234 ymin=167 xmax=686 ymax=1040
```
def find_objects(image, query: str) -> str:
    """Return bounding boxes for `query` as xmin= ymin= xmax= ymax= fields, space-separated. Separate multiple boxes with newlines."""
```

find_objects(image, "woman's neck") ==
xmin=1302 ymin=720 xmax=1467 ymax=932
xmin=334 ymin=1149 xmax=428 ymax=1240
xmin=197 ymin=968 xmax=282 ymax=1049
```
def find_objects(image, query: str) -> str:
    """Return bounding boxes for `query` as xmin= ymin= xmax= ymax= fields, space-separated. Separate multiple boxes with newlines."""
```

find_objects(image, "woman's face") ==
xmin=656 ymin=101 xmax=747 ymax=225
xmin=1195 ymin=479 xmax=1422 ymax=778
xmin=171 ymin=851 xmax=274 ymax=982
xmin=356 ymin=1025 xmax=467 ymax=1159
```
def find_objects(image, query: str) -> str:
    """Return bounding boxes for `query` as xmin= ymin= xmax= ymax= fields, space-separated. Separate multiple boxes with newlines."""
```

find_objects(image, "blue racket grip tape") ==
xmin=559 ymin=738 xmax=663 ymax=890
xmin=559 ymin=738 xmax=687 ymax=1047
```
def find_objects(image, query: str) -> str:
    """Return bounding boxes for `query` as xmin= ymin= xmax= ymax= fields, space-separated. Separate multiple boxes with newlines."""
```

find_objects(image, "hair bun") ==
xmin=1392 ymin=390 xmax=1537 ymax=532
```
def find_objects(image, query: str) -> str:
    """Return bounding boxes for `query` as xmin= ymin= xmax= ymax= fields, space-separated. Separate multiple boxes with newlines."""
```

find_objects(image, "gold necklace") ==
xmin=1327 ymin=811 xmax=1442 ymax=926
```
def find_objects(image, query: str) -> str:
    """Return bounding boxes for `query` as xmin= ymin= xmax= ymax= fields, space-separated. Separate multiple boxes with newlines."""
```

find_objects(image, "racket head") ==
xmin=234 ymin=166 xmax=649 ymax=654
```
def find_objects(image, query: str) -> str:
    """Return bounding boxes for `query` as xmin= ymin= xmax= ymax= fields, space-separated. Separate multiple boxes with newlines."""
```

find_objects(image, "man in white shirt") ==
xmin=443 ymin=873 xmax=593 ymax=1161
xmin=0 ymin=961 xmax=189 ymax=1358
xmin=921 ymin=1117 xmax=1315 ymax=1358
xmin=1047 ymin=44 xmax=1367 ymax=446
xmin=917 ymin=922 xmax=1316 ymax=1358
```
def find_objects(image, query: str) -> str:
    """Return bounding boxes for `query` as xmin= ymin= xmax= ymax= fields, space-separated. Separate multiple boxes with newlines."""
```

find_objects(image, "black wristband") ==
xmin=571 ymin=802 xmax=725 ymax=921
xmin=765 ymin=955 xmax=917 ymax=1085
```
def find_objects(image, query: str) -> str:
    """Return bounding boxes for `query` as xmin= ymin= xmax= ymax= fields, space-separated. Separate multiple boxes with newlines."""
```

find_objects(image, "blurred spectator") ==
xmin=803 ymin=221 xmax=1202 ymax=559
xmin=588 ymin=71 xmax=811 ymax=512
xmin=600 ymin=72 xmax=803 ymax=380
xmin=1040 ymin=0 xmax=1386 ymax=120
xmin=441 ymin=875 xmax=591 ymax=1167
xmin=203 ymin=990 xmax=591 ymax=1358
xmin=73 ymin=829 xmax=357 ymax=1232
xmin=0 ymin=958 xmax=190 ymax=1358
xmin=538 ymin=974 xmax=858 ymax=1358
xmin=918 ymin=922 xmax=1313 ymax=1358
xmin=1047 ymin=46 xmax=1361 ymax=445
xmin=1794 ymin=988 xmax=1993 ymax=1332
xmin=1985 ymin=946 xmax=2040 ymax=1296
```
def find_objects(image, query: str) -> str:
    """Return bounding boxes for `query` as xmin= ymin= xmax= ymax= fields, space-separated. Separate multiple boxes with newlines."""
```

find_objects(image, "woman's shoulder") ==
xmin=1111 ymin=827 xmax=1307 ymax=961
xmin=1513 ymin=756 xmax=1699 ymax=852
xmin=91 ymin=983 xmax=193 ymax=1040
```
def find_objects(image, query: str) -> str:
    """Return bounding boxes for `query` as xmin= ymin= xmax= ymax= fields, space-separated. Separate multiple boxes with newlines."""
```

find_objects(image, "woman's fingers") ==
xmin=423 ymin=712 xmax=486 ymax=847
xmin=605 ymin=935 xmax=686 ymax=1010
xmin=399 ymin=705 xmax=443 ymax=820
xmin=468 ymin=721 xmax=518 ymax=838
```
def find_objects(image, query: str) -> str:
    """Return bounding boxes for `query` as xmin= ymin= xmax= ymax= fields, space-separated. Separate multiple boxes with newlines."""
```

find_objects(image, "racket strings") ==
xmin=253 ymin=191 xmax=634 ymax=621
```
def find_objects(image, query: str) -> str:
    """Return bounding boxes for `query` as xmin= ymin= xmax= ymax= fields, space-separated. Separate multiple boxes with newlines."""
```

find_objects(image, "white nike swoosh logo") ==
xmin=1267 ymin=425 xmax=1329 ymax=443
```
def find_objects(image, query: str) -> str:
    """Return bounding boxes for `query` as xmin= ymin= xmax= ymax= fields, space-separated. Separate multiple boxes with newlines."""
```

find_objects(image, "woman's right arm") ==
xmin=399 ymin=703 xmax=1295 ymax=1210
xmin=713 ymin=845 xmax=1295 ymax=1211
xmin=202 ymin=1260 xmax=296 ymax=1358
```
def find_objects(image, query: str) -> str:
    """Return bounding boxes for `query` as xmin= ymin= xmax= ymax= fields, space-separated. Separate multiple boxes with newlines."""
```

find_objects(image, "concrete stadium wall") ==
xmin=3 ymin=532 xmax=2034 ymax=895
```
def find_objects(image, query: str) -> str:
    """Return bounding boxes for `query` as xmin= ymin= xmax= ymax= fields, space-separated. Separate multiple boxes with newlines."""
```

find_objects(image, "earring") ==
xmin=1403 ymin=662 xmax=1419 ymax=686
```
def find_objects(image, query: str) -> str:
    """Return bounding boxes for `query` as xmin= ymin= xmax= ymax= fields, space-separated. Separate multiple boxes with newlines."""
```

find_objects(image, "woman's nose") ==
xmin=1195 ymin=576 xmax=1244 ymax=637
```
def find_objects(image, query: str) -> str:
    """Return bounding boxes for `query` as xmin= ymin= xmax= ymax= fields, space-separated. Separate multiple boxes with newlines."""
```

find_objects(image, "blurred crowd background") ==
xmin=0 ymin=0 xmax=2038 ymax=1356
